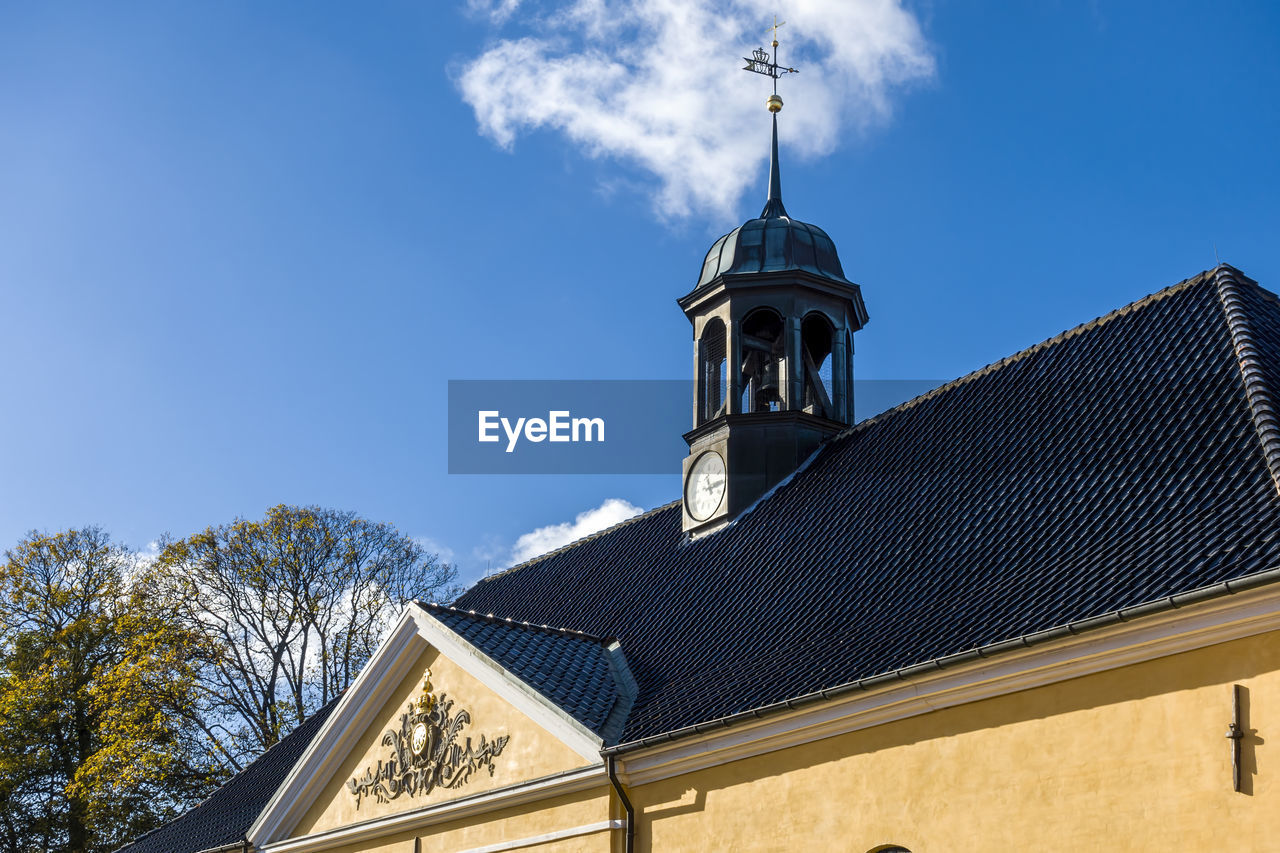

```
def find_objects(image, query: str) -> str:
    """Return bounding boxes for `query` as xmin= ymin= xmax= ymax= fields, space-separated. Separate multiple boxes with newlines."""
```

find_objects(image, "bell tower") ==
xmin=680 ymin=28 xmax=868 ymax=536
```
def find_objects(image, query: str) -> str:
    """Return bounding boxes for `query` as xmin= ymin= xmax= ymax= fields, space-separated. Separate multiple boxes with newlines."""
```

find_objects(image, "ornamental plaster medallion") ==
xmin=346 ymin=669 xmax=510 ymax=808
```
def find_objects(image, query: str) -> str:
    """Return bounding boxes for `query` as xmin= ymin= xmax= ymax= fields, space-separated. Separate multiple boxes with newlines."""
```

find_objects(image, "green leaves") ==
xmin=0 ymin=528 xmax=218 ymax=853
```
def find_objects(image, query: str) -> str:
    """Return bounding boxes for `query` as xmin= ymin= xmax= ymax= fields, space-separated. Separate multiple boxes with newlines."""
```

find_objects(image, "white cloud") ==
xmin=510 ymin=497 xmax=644 ymax=563
xmin=123 ymin=540 xmax=162 ymax=584
xmin=457 ymin=0 xmax=934 ymax=221
xmin=467 ymin=0 xmax=524 ymax=24
xmin=413 ymin=536 xmax=457 ymax=564
xmin=133 ymin=539 xmax=161 ymax=567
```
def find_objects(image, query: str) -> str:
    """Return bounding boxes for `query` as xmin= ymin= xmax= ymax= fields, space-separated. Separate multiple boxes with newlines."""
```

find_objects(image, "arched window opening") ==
xmin=699 ymin=319 xmax=727 ymax=424
xmin=801 ymin=313 xmax=835 ymax=418
xmin=740 ymin=308 xmax=784 ymax=413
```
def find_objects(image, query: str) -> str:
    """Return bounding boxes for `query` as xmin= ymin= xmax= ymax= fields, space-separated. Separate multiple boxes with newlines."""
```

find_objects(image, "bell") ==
xmin=760 ymin=357 xmax=781 ymax=402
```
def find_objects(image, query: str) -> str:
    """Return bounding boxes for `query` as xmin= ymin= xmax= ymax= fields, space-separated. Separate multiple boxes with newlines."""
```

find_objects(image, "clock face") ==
xmin=411 ymin=721 xmax=429 ymax=756
xmin=685 ymin=451 xmax=727 ymax=522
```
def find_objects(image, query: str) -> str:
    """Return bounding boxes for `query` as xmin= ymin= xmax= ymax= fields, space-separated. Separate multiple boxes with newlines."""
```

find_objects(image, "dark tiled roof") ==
xmin=117 ymin=265 xmax=1280 ymax=850
xmin=455 ymin=266 xmax=1280 ymax=743
xmin=420 ymin=602 xmax=630 ymax=739
xmin=115 ymin=699 xmax=339 ymax=853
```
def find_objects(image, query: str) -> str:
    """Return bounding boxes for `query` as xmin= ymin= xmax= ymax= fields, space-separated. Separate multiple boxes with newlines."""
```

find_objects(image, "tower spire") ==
xmin=743 ymin=17 xmax=797 ymax=219
xmin=762 ymin=113 xmax=787 ymax=218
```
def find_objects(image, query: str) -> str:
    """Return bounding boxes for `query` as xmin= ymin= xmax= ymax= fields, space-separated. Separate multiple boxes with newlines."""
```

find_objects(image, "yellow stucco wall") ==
xmin=279 ymin=629 xmax=1279 ymax=852
xmin=292 ymin=643 xmax=593 ymax=838
xmin=312 ymin=790 xmax=615 ymax=853
xmin=629 ymin=629 xmax=1280 ymax=852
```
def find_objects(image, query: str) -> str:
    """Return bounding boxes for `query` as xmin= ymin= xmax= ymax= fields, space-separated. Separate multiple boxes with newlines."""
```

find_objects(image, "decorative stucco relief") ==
xmin=347 ymin=669 xmax=509 ymax=808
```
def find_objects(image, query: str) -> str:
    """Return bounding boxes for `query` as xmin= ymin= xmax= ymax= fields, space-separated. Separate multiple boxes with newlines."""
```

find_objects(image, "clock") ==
xmin=685 ymin=451 xmax=727 ymax=521
xmin=411 ymin=721 xmax=429 ymax=756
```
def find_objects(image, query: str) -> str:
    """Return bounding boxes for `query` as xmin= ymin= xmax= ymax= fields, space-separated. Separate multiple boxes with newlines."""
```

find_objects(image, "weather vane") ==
xmin=743 ymin=15 xmax=799 ymax=112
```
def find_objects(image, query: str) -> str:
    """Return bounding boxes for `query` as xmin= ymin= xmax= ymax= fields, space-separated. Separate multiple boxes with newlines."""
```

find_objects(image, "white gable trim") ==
xmin=250 ymin=603 xmax=603 ymax=846
xmin=250 ymin=609 xmax=424 ymax=844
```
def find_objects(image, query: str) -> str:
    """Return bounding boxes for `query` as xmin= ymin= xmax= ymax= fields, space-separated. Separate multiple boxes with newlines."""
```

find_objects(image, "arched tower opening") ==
xmin=741 ymin=307 xmax=785 ymax=414
xmin=698 ymin=318 xmax=727 ymax=424
xmin=801 ymin=312 xmax=835 ymax=419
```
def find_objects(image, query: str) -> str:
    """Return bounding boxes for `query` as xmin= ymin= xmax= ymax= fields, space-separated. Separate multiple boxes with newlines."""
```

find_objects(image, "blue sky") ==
xmin=1 ymin=1 xmax=1277 ymax=588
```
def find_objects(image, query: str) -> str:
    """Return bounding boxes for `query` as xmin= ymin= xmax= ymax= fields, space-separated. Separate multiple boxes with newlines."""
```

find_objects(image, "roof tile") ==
xmin=456 ymin=267 xmax=1280 ymax=742
xmin=115 ymin=699 xmax=339 ymax=853
xmin=420 ymin=603 xmax=626 ymax=738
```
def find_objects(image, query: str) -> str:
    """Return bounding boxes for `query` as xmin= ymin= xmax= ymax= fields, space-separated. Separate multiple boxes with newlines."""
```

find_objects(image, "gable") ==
xmin=252 ymin=606 xmax=608 ymax=846
xmin=291 ymin=644 xmax=592 ymax=838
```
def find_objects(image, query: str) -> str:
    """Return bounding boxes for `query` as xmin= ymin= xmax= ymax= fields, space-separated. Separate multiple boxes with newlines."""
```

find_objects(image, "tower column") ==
xmin=692 ymin=334 xmax=703 ymax=424
xmin=726 ymin=320 xmax=742 ymax=415
xmin=846 ymin=330 xmax=855 ymax=423
xmin=787 ymin=315 xmax=803 ymax=410
xmin=832 ymin=323 xmax=848 ymax=422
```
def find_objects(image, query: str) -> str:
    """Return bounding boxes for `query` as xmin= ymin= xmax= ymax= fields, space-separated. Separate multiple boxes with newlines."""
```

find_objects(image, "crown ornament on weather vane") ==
xmin=743 ymin=15 xmax=798 ymax=113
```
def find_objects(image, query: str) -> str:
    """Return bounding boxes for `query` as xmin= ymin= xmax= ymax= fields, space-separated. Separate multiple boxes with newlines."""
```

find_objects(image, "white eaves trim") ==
xmin=250 ymin=603 xmax=604 ymax=846
xmin=615 ymin=581 xmax=1280 ymax=786
xmin=258 ymin=765 xmax=608 ymax=853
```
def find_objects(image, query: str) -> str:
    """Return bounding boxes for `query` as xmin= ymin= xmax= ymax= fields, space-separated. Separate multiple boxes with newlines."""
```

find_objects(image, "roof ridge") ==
xmin=419 ymin=600 xmax=611 ymax=644
xmin=828 ymin=266 xmax=1221 ymax=442
xmin=473 ymin=499 xmax=681 ymax=584
xmin=465 ymin=271 xmax=1224 ymax=585
xmin=1211 ymin=264 xmax=1280 ymax=494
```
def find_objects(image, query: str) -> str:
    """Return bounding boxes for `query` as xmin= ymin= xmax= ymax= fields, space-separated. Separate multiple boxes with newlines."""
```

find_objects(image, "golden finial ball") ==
xmin=766 ymin=94 xmax=784 ymax=113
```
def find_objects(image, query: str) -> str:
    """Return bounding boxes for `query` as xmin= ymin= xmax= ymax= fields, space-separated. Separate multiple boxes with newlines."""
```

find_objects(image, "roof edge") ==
xmin=418 ymin=601 xmax=612 ymax=644
xmin=830 ymin=266 xmax=1223 ymax=444
xmin=472 ymin=500 xmax=680 ymax=585
xmin=1212 ymin=264 xmax=1280 ymax=495
xmin=408 ymin=605 xmax=606 ymax=760
xmin=112 ymin=698 xmax=341 ymax=853
xmin=603 ymin=562 xmax=1280 ymax=755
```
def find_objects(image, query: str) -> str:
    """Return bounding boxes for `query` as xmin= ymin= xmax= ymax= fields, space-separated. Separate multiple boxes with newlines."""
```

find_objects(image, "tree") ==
xmin=0 ymin=528 xmax=214 ymax=853
xmin=151 ymin=505 xmax=458 ymax=772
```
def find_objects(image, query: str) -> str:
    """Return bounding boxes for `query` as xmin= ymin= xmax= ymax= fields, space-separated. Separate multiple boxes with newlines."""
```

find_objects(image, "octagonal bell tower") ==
xmin=679 ymin=86 xmax=868 ymax=536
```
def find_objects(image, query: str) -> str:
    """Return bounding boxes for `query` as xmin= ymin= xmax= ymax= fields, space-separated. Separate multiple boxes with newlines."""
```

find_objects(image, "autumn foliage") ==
xmin=0 ymin=507 xmax=457 ymax=853
xmin=0 ymin=528 xmax=213 ymax=853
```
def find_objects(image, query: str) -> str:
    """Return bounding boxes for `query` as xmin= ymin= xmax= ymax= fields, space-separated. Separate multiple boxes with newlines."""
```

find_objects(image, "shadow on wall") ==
xmin=1238 ymin=684 xmax=1263 ymax=796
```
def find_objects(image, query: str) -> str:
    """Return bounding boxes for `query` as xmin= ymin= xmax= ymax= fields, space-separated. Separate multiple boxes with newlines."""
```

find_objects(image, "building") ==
xmin=120 ymin=93 xmax=1280 ymax=853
